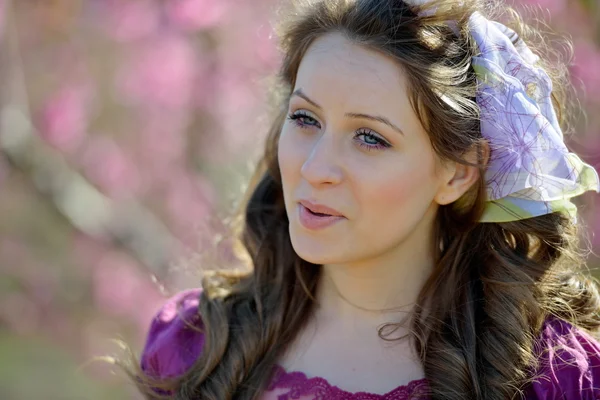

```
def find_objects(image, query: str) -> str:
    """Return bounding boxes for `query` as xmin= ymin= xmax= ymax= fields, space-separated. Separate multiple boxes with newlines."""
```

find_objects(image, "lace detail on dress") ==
xmin=266 ymin=365 xmax=431 ymax=400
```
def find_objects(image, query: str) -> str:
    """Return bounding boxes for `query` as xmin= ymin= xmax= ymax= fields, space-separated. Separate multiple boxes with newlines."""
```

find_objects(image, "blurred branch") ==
xmin=0 ymin=0 xmax=178 ymax=278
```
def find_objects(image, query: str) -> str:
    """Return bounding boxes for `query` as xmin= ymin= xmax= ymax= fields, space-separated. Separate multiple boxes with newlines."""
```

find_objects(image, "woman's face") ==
xmin=278 ymin=32 xmax=450 ymax=266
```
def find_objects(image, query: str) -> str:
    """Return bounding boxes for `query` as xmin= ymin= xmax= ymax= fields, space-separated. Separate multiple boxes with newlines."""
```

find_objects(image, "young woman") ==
xmin=126 ymin=0 xmax=600 ymax=398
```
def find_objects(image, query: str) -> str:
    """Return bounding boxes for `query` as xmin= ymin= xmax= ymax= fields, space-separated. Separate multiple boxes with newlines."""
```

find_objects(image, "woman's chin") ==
xmin=289 ymin=234 xmax=342 ymax=265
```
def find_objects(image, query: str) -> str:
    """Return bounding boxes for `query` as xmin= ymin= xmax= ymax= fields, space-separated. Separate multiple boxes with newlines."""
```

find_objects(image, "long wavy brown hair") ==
xmin=122 ymin=0 xmax=600 ymax=399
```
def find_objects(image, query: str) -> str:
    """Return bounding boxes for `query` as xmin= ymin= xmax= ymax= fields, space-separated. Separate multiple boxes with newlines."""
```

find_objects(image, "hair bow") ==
xmin=406 ymin=1 xmax=599 ymax=222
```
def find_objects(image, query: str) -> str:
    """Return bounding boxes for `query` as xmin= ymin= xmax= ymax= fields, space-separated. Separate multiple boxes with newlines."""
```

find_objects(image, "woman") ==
xmin=126 ymin=0 xmax=600 ymax=398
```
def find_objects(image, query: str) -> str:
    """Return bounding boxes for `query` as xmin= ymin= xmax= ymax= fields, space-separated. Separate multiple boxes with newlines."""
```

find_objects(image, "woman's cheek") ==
xmin=278 ymin=127 xmax=302 ymax=184
xmin=367 ymin=166 xmax=435 ymax=214
xmin=279 ymin=125 xmax=312 ymax=167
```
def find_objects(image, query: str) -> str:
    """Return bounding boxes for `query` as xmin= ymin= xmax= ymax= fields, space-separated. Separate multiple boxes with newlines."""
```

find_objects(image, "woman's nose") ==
xmin=300 ymin=133 xmax=343 ymax=187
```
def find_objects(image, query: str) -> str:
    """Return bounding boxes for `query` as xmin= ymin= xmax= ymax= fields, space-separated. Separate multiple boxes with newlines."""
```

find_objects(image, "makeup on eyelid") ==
xmin=286 ymin=111 xmax=392 ymax=151
xmin=290 ymin=88 xmax=406 ymax=137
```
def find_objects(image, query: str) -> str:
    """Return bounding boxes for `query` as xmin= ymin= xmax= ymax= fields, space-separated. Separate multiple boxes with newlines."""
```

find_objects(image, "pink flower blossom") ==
xmin=92 ymin=252 xmax=143 ymax=317
xmin=164 ymin=172 xmax=216 ymax=246
xmin=254 ymin=25 xmax=281 ymax=71
xmin=79 ymin=136 xmax=142 ymax=199
xmin=205 ymin=67 xmax=267 ymax=159
xmin=115 ymin=35 xmax=198 ymax=109
xmin=38 ymin=84 xmax=93 ymax=155
xmin=218 ymin=3 xmax=280 ymax=74
xmin=99 ymin=0 xmax=161 ymax=42
xmin=71 ymin=232 xmax=113 ymax=275
xmin=91 ymin=251 xmax=165 ymax=337
xmin=164 ymin=0 xmax=228 ymax=32
xmin=134 ymin=113 xmax=189 ymax=190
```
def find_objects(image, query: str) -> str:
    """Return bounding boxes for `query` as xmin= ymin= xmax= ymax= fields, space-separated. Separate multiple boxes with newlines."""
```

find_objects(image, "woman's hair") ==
xmin=125 ymin=0 xmax=600 ymax=399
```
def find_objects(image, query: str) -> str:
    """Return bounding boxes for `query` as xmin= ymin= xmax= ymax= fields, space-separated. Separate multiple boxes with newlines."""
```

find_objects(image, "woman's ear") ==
xmin=434 ymin=141 xmax=490 ymax=205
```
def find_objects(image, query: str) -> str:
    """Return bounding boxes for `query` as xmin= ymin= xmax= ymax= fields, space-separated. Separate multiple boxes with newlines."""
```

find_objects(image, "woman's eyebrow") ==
xmin=291 ymin=88 xmax=405 ymax=136
xmin=345 ymin=112 xmax=405 ymax=136
xmin=292 ymin=88 xmax=322 ymax=109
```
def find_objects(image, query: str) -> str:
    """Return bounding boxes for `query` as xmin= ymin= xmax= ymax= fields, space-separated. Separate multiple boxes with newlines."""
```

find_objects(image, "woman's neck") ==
xmin=315 ymin=220 xmax=437 ymax=327
xmin=278 ymin=230 xmax=435 ymax=389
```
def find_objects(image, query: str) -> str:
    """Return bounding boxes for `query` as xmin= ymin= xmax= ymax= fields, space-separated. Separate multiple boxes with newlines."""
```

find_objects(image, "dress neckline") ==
xmin=268 ymin=364 xmax=430 ymax=399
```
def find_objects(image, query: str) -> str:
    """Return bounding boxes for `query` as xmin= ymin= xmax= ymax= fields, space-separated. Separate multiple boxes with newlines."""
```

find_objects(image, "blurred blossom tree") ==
xmin=0 ymin=0 xmax=598 ymax=399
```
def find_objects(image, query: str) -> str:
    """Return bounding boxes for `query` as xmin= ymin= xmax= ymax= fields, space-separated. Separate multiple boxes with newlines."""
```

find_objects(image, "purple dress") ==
xmin=140 ymin=289 xmax=600 ymax=399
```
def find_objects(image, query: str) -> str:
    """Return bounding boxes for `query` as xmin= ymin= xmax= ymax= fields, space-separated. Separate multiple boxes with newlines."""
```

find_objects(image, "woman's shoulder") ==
xmin=140 ymin=288 xmax=205 ymax=379
xmin=524 ymin=316 xmax=600 ymax=399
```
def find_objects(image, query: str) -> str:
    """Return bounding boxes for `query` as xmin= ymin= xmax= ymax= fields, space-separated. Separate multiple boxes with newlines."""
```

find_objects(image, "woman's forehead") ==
xmin=298 ymin=33 xmax=405 ymax=85
xmin=295 ymin=34 xmax=411 ymax=105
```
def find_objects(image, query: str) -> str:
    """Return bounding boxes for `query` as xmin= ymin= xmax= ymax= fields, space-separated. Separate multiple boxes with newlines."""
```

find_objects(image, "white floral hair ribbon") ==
xmin=406 ymin=1 xmax=600 ymax=222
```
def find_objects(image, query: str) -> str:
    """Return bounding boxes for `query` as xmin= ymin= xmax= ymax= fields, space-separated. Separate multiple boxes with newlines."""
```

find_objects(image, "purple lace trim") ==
xmin=267 ymin=364 xmax=431 ymax=400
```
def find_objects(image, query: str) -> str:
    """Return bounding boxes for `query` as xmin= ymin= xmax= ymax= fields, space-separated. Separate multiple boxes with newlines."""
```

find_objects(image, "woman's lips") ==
xmin=298 ymin=203 xmax=345 ymax=230
xmin=298 ymin=200 xmax=345 ymax=217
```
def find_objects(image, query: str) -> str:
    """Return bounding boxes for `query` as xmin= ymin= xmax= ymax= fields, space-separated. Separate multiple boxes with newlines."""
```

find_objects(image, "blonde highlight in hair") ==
xmin=122 ymin=1 xmax=600 ymax=399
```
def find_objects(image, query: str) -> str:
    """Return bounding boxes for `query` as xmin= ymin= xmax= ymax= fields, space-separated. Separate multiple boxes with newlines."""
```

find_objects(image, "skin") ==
xmin=277 ymin=32 xmax=479 ymax=393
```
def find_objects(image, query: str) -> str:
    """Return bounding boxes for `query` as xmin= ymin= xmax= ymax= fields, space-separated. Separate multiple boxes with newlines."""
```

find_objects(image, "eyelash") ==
xmin=286 ymin=111 xmax=392 ymax=151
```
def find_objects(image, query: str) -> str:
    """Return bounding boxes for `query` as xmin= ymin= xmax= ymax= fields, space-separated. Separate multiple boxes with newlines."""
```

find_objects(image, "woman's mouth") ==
xmin=297 ymin=203 xmax=345 ymax=230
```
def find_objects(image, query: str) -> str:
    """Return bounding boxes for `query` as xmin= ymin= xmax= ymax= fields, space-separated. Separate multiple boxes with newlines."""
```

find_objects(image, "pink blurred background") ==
xmin=0 ymin=0 xmax=598 ymax=399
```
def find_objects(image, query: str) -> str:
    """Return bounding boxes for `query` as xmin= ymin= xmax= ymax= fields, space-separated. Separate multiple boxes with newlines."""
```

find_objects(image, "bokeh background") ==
xmin=0 ymin=0 xmax=598 ymax=399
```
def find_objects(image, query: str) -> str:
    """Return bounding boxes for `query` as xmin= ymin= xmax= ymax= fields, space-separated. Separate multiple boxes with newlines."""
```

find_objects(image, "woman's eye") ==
xmin=361 ymin=134 xmax=379 ymax=145
xmin=286 ymin=112 xmax=391 ymax=151
xmin=354 ymin=129 xmax=391 ymax=151
xmin=287 ymin=111 xmax=320 ymax=128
